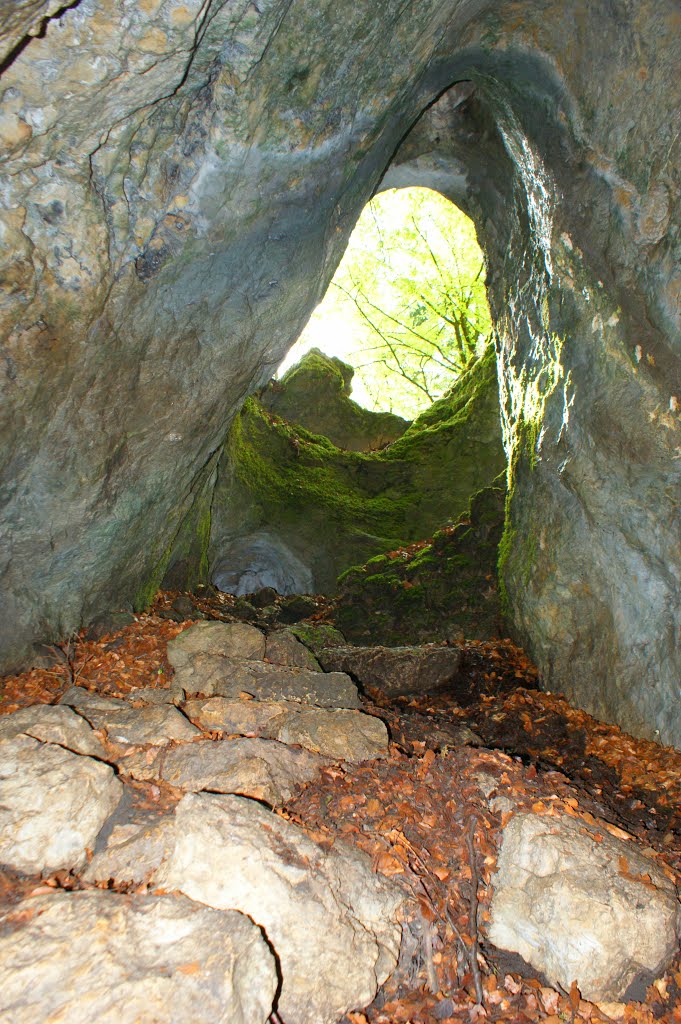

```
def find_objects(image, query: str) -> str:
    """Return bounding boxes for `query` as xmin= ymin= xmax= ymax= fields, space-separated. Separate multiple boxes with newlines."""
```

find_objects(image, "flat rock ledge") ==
xmin=318 ymin=644 xmax=462 ymax=698
xmin=156 ymin=792 xmax=404 ymax=1024
xmin=0 ymin=891 xmax=277 ymax=1024
xmin=489 ymin=811 xmax=681 ymax=1002
xmin=168 ymin=621 xmax=361 ymax=707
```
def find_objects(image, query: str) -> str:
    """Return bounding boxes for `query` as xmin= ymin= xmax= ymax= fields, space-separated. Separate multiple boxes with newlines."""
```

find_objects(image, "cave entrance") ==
xmin=278 ymin=185 xmax=494 ymax=421
xmin=209 ymin=186 xmax=508 ymax=631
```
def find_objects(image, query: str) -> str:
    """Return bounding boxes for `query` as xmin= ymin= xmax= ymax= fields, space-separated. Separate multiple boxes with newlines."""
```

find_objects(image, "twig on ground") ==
xmin=465 ymin=816 xmax=485 ymax=1006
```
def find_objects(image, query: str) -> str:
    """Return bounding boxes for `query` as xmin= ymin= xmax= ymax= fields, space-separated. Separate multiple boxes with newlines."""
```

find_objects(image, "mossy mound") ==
xmin=335 ymin=482 xmax=506 ymax=644
xmin=260 ymin=348 xmax=409 ymax=452
xmin=209 ymin=347 xmax=506 ymax=593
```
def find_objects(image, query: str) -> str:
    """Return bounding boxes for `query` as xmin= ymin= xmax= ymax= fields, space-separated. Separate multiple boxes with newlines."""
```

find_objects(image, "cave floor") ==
xmin=0 ymin=589 xmax=680 ymax=1023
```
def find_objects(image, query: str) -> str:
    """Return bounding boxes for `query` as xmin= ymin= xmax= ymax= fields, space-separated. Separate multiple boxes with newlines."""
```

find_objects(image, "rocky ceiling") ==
xmin=0 ymin=0 xmax=679 ymax=745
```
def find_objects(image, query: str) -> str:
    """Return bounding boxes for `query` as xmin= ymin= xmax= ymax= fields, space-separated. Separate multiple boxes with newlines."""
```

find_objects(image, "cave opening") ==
xmin=0 ymin=4 xmax=680 ymax=1021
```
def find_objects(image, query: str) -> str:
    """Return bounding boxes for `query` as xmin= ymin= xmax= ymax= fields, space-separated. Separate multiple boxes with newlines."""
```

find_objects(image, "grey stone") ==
xmin=185 ymin=695 xmax=388 ymax=761
xmin=0 ymin=703 xmax=106 ymax=758
xmin=265 ymin=629 xmax=322 ymax=671
xmin=276 ymin=707 xmax=389 ymax=762
xmin=318 ymin=644 xmax=462 ymax=698
xmin=0 ymin=735 xmax=122 ymax=873
xmin=73 ymin=700 xmax=200 ymax=747
xmin=167 ymin=621 xmax=266 ymax=669
xmin=124 ymin=684 xmax=185 ymax=706
xmin=488 ymin=812 xmax=681 ymax=1002
xmin=176 ymin=657 xmax=361 ymax=708
xmin=83 ymin=817 xmax=176 ymax=886
xmin=59 ymin=687 xmax=126 ymax=713
xmin=212 ymin=532 xmax=314 ymax=597
xmin=156 ymin=793 xmax=403 ymax=1024
xmin=0 ymin=891 xmax=277 ymax=1024
xmin=124 ymin=736 xmax=327 ymax=805
xmin=183 ymin=695 xmax=293 ymax=734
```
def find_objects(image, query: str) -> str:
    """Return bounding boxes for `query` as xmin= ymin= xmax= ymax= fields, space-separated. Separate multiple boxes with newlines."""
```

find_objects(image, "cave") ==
xmin=0 ymin=2 xmax=679 ymax=1021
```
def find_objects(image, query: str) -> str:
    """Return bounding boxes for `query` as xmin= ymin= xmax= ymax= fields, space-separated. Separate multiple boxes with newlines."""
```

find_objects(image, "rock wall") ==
xmin=208 ymin=346 xmax=505 ymax=594
xmin=0 ymin=1 xmax=679 ymax=744
xmin=260 ymin=349 xmax=409 ymax=452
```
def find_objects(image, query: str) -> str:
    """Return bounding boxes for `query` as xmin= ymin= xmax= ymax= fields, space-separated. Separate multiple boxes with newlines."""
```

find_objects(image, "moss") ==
xmin=211 ymin=346 xmax=507 ymax=592
xmin=336 ymin=480 xmax=507 ymax=644
xmin=134 ymin=454 xmax=218 ymax=610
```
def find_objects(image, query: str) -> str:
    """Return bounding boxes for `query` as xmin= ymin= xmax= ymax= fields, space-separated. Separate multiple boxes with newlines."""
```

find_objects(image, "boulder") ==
xmin=70 ymin=700 xmax=200 ymax=747
xmin=184 ymin=696 xmax=389 ymax=762
xmin=175 ymin=657 xmax=361 ymax=708
xmin=260 ymin=348 xmax=409 ymax=452
xmin=124 ymin=736 xmax=327 ymax=805
xmin=489 ymin=812 xmax=681 ymax=1002
xmin=183 ymin=695 xmax=293 ymax=734
xmin=167 ymin=621 xmax=266 ymax=668
xmin=0 ymin=735 xmax=122 ymax=873
xmin=83 ymin=817 xmax=176 ymax=886
xmin=0 ymin=703 xmax=106 ymax=758
xmin=265 ymin=629 xmax=322 ymax=671
xmin=0 ymin=891 xmax=277 ymax=1024
xmin=318 ymin=644 xmax=461 ymax=698
xmin=156 ymin=793 xmax=403 ymax=1024
xmin=276 ymin=707 xmax=389 ymax=762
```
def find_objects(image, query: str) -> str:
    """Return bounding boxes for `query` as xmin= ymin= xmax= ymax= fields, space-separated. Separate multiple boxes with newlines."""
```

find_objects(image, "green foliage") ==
xmin=297 ymin=187 xmax=492 ymax=418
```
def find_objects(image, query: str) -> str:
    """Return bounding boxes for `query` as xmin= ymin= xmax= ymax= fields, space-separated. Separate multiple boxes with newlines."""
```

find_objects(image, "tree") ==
xmin=329 ymin=187 xmax=493 ymax=417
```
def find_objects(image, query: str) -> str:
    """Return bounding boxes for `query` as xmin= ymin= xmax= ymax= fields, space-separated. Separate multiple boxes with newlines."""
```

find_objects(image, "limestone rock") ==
xmin=83 ymin=817 xmax=176 ymax=886
xmin=157 ymin=793 xmax=403 ymax=1024
xmin=124 ymin=737 xmax=327 ymax=805
xmin=60 ymin=687 xmax=126 ymax=713
xmin=276 ymin=707 xmax=389 ymax=762
xmin=260 ymin=348 xmax=409 ymax=451
xmin=318 ymin=644 xmax=461 ymax=698
xmin=176 ymin=656 xmax=361 ymax=708
xmin=167 ymin=621 xmax=266 ymax=669
xmin=73 ymin=700 xmax=200 ymax=747
xmin=184 ymin=695 xmax=388 ymax=761
xmin=0 ymin=735 xmax=122 ymax=873
xmin=488 ymin=812 xmax=681 ymax=1001
xmin=0 ymin=0 xmax=679 ymax=753
xmin=0 ymin=891 xmax=277 ymax=1024
xmin=0 ymin=703 xmax=106 ymax=758
xmin=265 ymin=629 xmax=322 ymax=671
xmin=124 ymin=684 xmax=185 ymax=706
xmin=183 ymin=695 xmax=292 ymax=734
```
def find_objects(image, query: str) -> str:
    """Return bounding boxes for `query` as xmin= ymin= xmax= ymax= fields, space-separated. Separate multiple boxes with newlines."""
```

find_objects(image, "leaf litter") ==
xmin=0 ymin=590 xmax=679 ymax=1023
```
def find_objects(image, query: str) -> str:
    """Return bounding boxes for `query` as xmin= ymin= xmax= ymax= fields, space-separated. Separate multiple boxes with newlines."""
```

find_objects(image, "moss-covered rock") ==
xmin=335 ymin=482 xmax=506 ymax=644
xmin=261 ymin=349 xmax=409 ymax=452
xmin=209 ymin=347 xmax=506 ymax=593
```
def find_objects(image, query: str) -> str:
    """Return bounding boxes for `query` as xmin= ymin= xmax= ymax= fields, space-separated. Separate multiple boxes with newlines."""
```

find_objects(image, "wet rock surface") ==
xmin=0 ymin=891 xmax=277 ymax=1024
xmin=489 ymin=812 xmax=681 ymax=1002
xmin=157 ymin=792 xmax=404 ymax=1024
